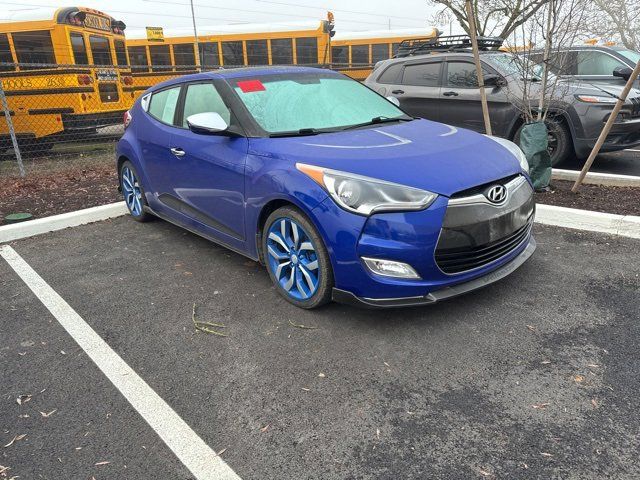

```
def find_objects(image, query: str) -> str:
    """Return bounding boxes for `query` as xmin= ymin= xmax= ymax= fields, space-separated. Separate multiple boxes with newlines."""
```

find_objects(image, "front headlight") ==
xmin=484 ymin=135 xmax=529 ymax=173
xmin=296 ymin=163 xmax=438 ymax=216
xmin=575 ymin=94 xmax=619 ymax=104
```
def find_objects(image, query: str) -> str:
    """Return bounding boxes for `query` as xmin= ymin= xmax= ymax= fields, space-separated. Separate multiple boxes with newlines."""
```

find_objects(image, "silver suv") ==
xmin=365 ymin=45 xmax=640 ymax=165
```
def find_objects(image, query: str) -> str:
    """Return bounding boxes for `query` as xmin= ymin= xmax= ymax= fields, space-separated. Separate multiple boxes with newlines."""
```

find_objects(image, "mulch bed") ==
xmin=536 ymin=180 xmax=640 ymax=217
xmin=0 ymin=163 xmax=120 ymax=226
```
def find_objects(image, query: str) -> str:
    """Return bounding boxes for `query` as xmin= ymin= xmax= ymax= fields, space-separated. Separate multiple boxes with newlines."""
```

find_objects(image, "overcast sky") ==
xmin=3 ymin=0 xmax=451 ymax=34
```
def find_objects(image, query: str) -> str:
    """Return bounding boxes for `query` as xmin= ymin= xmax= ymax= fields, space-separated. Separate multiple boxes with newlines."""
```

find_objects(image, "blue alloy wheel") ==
xmin=266 ymin=217 xmax=320 ymax=300
xmin=121 ymin=165 xmax=143 ymax=217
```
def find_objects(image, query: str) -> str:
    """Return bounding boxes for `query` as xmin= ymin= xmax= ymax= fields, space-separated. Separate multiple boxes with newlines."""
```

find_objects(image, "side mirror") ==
xmin=483 ymin=74 xmax=505 ymax=87
xmin=613 ymin=66 xmax=633 ymax=81
xmin=187 ymin=112 xmax=228 ymax=134
xmin=386 ymin=96 xmax=400 ymax=107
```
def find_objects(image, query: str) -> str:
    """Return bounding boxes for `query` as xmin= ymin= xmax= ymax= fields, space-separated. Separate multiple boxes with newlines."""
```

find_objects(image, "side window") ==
xmin=182 ymin=83 xmax=231 ymax=127
xmin=271 ymin=38 xmax=293 ymax=65
xmin=576 ymin=51 xmax=625 ymax=76
xmin=70 ymin=33 xmax=88 ymax=65
xmin=446 ymin=62 xmax=482 ymax=88
xmin=0 ymin=33 xmax=14 ymax=71
xmin=296 ymin=37 xmax=318 ymax=64
xmin=173 ymin=43 xmax=195 ymax=69
xmin=150 ymin=45 xmax=172 ymax=71
xmin=372 ymin=43 xmax=389 ymax=63
xmin=199 ymin=42 xmax=220 ymax=67
xmin=12 ymin=31 xmax=56 ymax=68
xmin=148 ymin=87 xmax=181 ymax=125
xmin=222 ymin=41 xmax=244 ymax=66
xmin=332 ymin=46 xmax=348 ymax=65
xmin=351 ymin=45 xmax=369 ymax=65
xmin=128 ymin=46 xmax=149 ymax=72
xmin=402 ymin=62 xmax=441 ymax=86
xmin=246 ymin=40 xmax=268 ymax=65
xmin=377 ymin=63 xmax=403 ymax=84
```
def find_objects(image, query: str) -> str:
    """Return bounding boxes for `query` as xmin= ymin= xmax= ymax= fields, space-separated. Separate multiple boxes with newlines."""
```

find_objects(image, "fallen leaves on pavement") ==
xmin=288 ymin=319 xmax=317 ymax=330
xmin=3 ymin=434 xmax=26 ymax=448
xmin=192 ymin=303 xmax=228 ymax=337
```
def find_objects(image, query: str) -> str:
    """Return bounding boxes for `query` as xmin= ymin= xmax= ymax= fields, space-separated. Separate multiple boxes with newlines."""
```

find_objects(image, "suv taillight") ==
xmin=123 ymin=110 xmax=132 ymax=129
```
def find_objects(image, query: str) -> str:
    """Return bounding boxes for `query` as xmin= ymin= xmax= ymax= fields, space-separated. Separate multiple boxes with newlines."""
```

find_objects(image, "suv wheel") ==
xmin=514 ymin=119 xmax=573 ymax=167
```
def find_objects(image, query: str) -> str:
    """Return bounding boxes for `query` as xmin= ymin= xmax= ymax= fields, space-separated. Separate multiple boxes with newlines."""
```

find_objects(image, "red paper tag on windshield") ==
xmin=237 ymin=80 xmax=265 ymax=93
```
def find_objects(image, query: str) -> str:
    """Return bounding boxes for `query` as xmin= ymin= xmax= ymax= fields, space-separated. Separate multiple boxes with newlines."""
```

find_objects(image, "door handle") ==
xmin=170 ymin=147 xmax=185 ymax=157
xmin=443 ymin=91 xmax=459 ymax=97
xmin=391 ymin=89 xmax=404 ymax=94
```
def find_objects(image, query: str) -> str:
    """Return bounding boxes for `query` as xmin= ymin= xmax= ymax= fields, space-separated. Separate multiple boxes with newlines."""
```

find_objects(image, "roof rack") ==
xmin=395 ymin=34 xmax=504 ymax=57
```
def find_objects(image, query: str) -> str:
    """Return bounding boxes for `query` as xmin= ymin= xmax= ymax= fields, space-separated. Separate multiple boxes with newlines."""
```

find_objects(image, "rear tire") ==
xmin=262 ymin=206 xmax=333 ymax=309
xmin=120 ymin=160 xmax=152 ymax=222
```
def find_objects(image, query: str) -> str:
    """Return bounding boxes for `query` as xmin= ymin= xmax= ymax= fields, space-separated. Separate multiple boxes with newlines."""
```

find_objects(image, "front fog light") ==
xmin=362 ymin=257 xmax=421 ymax=279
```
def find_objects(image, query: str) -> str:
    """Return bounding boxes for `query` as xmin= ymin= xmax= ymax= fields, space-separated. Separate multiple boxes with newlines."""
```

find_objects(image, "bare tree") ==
xmin=584 ymin=0 xmax=640 ymax=50
xmin=426 ymin=0 xmax=550 ymax=38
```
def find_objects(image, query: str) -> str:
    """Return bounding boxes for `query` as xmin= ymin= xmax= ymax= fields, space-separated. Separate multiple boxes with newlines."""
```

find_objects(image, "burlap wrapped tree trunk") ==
xmin=519 ymin=121 xmax=552 ymax=190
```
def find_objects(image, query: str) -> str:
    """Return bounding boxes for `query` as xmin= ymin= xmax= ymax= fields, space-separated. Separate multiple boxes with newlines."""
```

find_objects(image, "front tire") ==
xmin=120 ymin=161 xmax=152 ymax=222
xmin=263 ymin=206 xmax=333 ymax=309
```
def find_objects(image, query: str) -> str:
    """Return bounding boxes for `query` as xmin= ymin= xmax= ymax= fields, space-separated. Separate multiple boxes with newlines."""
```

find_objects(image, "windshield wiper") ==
xmin=268 ymin=128 xmax=322 ymax=138
xmin=340 ymin=116 xmax=413 ymax=131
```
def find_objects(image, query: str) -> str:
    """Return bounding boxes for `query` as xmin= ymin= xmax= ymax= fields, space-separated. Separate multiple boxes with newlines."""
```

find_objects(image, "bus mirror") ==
xmin=187 ymin=112 xmax=229 ymax=134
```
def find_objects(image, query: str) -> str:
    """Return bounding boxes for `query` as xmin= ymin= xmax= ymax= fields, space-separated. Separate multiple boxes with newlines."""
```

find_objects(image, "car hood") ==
xmin=248 ymin=119 xmax=522 ymax=197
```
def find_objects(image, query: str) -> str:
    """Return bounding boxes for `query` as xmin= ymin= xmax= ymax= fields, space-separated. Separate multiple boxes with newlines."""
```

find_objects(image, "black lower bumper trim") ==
xmin=332 ymin=236 xmax=536 ymax=309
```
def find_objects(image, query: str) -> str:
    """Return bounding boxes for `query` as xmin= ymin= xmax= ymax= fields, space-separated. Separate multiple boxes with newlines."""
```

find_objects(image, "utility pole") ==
xmin=465 ymin=0 xmax=492 ymax=135
xmin=189 ymin=0 xmax=202 ymax=68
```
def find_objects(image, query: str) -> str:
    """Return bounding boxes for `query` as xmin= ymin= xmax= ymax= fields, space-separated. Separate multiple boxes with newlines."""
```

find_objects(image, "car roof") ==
xmin=147 ymin=66 xmax=340 ymax=91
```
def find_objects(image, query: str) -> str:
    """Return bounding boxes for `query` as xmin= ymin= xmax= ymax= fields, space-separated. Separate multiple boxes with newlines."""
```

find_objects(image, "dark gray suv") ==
xmin=365 ymin=47 xmax=640 ymax=165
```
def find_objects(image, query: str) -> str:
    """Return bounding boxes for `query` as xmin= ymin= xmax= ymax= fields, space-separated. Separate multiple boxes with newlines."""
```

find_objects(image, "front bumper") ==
xmin=333 ymin=236 xmax=536 ymax=308
xmin=310 ymin=173 xmax=536 ymax=305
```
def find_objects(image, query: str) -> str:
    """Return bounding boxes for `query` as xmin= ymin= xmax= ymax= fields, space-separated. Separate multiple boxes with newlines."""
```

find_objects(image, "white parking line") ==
xmin=0 ymin=245 xmax=242 ymax=480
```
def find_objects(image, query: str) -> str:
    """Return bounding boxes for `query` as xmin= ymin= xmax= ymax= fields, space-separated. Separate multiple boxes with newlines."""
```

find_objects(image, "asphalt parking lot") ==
xmin=2 ymin=216 xmax=639 ymax=479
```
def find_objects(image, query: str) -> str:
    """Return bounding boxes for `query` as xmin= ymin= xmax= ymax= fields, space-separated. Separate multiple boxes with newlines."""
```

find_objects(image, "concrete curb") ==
xmin=0 ymin=202 xmax=128 ymax=244
xmin=536 ymin=204 xmax=640 ymax=239
xmin=552 ymin=169 xmax=640 ymax=187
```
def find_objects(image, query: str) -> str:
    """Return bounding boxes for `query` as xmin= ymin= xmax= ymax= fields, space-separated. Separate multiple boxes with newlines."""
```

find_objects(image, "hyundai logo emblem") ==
xmin=486 ymin=184 xmax=507 ymax=204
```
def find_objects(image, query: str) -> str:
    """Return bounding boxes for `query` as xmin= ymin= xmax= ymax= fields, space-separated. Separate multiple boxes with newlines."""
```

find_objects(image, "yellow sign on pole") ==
xmin=146 ymin=26 xmax=164 ymax=42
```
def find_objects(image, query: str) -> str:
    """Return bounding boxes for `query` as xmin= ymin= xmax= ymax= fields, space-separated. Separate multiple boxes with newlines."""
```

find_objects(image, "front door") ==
xmin=391 ymin=60 xmax=443 ymax=121
xmin=165 ymin=82 xmax=248 ymax=247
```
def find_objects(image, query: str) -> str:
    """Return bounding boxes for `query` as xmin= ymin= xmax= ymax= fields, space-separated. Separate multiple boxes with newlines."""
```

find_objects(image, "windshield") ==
xmin=616 ymin=49 xmax=640 ymax=65
xmin=230 ymin=73 xmax=407 ymax=134
xmin=486 ymin=53 xmax=543 ymax=79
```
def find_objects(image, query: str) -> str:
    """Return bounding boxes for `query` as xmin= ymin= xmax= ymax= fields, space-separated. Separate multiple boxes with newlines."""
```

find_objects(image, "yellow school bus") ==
xmin=331 ymin=28 xmax=440 ymax=80
xmin=0 ymin=7 xmax=133 ymax=150
xmin=125 ymin=19 xmax=334 ymax=99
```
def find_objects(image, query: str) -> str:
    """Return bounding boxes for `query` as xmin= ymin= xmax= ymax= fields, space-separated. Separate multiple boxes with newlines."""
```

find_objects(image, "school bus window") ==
xmin=70 ymin=32 xmax=89 ymax=65
xmin=129 ymin=46 xmax=149 ymax=72
xmin=199 ymin=42 xmax=220 ymax=67
xmin=222 ymin=41 xmax=243 ymax=66
xmin=150 ymin=44 xmax=172 ymax=71
xmin=89 ymin=35 xmax=113 ymax=65
xmin=12 ymin=31 xmax=56 ymax=68
xmin=392 ymin=43 xmax=401 ymax=56
xmin=296 ymin=37 xmax=317 ymax=64
xmin=271 ymin=38 xmax=293 ymax=65
xmin=332 ymin=46 xmax=347 ymax=65
xmin=0 ymin=33 xmax=14 ymax=71
xmin=173 ymin=43 xmax=195 ymax=69
xmin=114 ymin=40 xmax=128 ymax=66
xmin=246 ymin=39 xmax=268 ymax=65
xmin=372 ymin=43 xmax=389 ymax=63
xmin=351 ymin=45 xmax=369 ymax=65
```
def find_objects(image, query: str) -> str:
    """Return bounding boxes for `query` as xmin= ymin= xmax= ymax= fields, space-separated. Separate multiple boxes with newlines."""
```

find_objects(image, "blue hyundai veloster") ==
xmin=117 ymin=66 xmax=535 ymax=309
